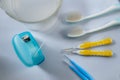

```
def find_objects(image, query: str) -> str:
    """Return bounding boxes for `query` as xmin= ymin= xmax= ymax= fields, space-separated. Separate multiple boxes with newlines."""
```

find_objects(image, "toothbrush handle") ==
xmin=70 ymin=60 xmax=94 ymax=80
xmin=79 ymin=50 xmax=113 ymax=57
xmin=79 ymin=4 xmax=120 ymax=22
xmin=69 ymin=66 xmax=89 ymax=80
xmin=87 ymin=20 xmax=120 ymax=34
xmin=80 ymin=38 xmax=112 ymax=49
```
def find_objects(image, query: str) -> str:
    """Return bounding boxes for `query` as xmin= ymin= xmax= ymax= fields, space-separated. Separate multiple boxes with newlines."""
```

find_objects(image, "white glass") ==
xmin=0 ymin=0 xmax=62 ymax=32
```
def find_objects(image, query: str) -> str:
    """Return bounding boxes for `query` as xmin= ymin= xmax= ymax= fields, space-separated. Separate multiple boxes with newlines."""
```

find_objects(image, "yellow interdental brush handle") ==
xmin=77 ymin=50 xmax=113 ymax=57
xmin=80 ymin=38 xmax=112 ymax=49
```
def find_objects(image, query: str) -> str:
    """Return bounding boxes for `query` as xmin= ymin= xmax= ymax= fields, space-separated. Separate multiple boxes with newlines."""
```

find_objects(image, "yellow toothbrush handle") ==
xmin=80 ymin=38 xmax=112 ymax=49
xmin=79 ymin=50 xmax=113 ymax=57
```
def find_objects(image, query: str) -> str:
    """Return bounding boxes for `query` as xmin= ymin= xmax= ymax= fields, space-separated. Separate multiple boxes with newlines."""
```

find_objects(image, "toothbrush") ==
xmin=72 ymin=50 xmax=113 ymax=57
xmin=66 ymin=4 xmax=120 ymax=23
xmin=64 ymin=38 xmax=112 ymax=52
xmin=68 ymin=19 xmax=120 ymax=38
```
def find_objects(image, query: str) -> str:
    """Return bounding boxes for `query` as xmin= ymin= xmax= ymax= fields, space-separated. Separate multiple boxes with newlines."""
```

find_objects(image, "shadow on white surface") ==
xmin=38 ymin=44 xmax=80 ymax=80
xmin=0 ymin=56 xmax=26 ymax=80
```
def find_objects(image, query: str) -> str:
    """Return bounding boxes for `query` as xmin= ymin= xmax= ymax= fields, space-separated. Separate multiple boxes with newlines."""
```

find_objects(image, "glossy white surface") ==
xmin=0 ymin=0 xmax=120 ymax=80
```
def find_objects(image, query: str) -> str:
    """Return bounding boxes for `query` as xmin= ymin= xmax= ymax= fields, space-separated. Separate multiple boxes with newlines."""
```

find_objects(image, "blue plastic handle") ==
xmin=70 ymin=60 xmax=94 ymax=80
xmin=69 ymin=65 xmax=89 ymax=80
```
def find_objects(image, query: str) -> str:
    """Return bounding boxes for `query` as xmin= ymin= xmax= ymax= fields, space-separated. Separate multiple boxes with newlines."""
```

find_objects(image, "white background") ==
xmin=0 ymin=0 xmax=120 ymax=80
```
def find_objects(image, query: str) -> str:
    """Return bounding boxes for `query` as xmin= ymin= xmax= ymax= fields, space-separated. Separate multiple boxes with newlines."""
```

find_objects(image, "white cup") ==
xmin=0 ymin=0 xmax=62 ymax=32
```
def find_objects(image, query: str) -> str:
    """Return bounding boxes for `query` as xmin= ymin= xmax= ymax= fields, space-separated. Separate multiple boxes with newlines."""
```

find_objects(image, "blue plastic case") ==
xmin=12 ymin=31 xmax=45 ymax=67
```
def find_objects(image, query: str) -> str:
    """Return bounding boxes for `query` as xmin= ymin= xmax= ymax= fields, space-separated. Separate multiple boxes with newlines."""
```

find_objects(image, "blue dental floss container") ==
xmin=12 ymin=31 xmax=45 ymax=67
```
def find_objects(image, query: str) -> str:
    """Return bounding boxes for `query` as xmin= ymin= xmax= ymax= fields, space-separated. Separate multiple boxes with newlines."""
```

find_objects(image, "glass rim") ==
xmin=5 ymin=0 xmax=63 ymax=23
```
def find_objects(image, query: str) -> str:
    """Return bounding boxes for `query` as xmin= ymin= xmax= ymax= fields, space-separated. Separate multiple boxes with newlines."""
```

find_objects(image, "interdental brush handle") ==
xmin=77 ymin=50 xmax=113 ymax=57
xmin=64 ymin=55 xmax=94 ymax=80
xmin=70 ymin=60 xmax=94 ymax=80
xmin=80 ymin=38 xmax=112 ymax=49
xmin=69 ymin=66 xmax=89 ymax=80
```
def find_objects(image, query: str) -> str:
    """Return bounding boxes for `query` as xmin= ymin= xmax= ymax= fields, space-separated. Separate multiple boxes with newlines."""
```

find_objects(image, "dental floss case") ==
xmin=12 ymin=31 xmax=45 ymax=67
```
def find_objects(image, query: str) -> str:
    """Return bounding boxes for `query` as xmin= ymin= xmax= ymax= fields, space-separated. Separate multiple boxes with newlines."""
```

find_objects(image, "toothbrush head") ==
xmin=65 ymin=12 xmax=83 ymax=23
xmin=67 ymin=27 xmax=85 ymax=38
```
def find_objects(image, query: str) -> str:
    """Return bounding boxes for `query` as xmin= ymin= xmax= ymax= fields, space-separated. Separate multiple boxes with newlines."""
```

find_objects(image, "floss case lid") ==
xmin=12 ymin=31 xmax=45 ymax=67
